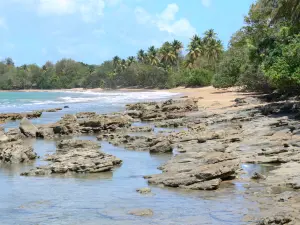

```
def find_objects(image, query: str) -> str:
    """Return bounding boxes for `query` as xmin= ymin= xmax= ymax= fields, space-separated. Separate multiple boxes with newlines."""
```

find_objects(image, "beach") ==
xmin=0 ymin=87 xmax=299 ymax=224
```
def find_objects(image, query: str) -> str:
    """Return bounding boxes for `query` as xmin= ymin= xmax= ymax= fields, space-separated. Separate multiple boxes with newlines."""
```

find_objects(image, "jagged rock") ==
xmin=257 ymin=212 xmax=293 ymax=225
xmin=0 ymin=141 xmax=37 ymax=163
xmin=19 ymin=117 xmax=38 ymax=137
xmin=149 ymin=140 xmax=173 ymax=153
xmin=21 ymin=140 xmax=122 ymax=176
xmin=36 ymin=127 xmax=55 ymax=139
xmin=136 ymin=187 xmax=152 ymax=194
xmin=0 ymin=111 xmax=42 ymax=122
xmin=251 ymin=172 xmax=266 ymax=180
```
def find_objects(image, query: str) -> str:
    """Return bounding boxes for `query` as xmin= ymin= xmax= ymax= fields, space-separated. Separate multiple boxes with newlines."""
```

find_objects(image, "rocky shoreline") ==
xmin=1 ymin=95 xmax=300 ymax=224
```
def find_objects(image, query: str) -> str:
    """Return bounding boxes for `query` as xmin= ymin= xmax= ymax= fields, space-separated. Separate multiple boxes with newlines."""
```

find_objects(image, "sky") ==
xmin=0 ymin=0 xmax=255 ymax=66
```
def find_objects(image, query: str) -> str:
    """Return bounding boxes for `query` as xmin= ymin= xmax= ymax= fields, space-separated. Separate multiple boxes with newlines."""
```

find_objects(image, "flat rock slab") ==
xmin=21 ymin=140 xmax=122 ymax=176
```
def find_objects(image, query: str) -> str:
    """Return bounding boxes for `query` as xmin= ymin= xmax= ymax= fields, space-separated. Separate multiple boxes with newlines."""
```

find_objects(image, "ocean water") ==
xmin=0 ymin=90 xmax=178 ymax=129
xmin=0 ymin=91 xmax=262 ymax=224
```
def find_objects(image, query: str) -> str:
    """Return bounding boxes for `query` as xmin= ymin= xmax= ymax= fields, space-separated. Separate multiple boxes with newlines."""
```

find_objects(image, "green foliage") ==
xmin=212 ymin=0 xmax=299 ymax=94
xmin=185 ymin=69 xmax=213 ymax=87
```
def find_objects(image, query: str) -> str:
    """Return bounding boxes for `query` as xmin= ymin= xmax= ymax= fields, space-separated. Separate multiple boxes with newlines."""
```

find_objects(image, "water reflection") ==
xmin=0 ymin=135 xmax=265 ymax=225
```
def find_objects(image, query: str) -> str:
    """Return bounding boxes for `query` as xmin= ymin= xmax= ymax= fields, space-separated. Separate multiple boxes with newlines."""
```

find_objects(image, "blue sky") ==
xmin=0 ymin=0 xmax=255 ymax=66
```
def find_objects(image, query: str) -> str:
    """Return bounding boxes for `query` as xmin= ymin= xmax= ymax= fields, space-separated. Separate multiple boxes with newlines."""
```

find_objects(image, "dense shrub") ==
xmin=185 ymin=69 xmax=213 ymax=87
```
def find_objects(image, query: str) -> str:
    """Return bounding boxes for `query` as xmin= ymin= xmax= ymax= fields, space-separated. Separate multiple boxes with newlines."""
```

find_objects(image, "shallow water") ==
xmin=0 ymin=134 xmax=271 ymax=225
xmin=0 ymin=91 xmax=272 ymax=224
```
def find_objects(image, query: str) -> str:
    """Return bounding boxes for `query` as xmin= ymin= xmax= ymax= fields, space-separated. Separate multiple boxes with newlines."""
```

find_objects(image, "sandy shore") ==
xmin=1 ymin=86 xmax=256 ymax=112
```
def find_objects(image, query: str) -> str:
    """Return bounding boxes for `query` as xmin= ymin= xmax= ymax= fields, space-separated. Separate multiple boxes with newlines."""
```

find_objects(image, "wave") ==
xmin=23 ymin=91 xmax=179 ymax=105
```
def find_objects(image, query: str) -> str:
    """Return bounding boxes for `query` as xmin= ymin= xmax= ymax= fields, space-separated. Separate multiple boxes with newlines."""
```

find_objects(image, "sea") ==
xmin=0 ymin=91 xmax=260 ymax=225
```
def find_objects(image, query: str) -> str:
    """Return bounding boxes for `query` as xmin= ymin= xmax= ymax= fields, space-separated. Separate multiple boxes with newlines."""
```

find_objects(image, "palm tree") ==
xmin=120 ymin=59 xmax=127 ymax=71
xmin=203 ymin=29 xmax=217 ymax=44
xmin=172 ymin=40 xmax=183 ymax=55
xmin=147 ymin=46 xmax=159 ymax=66
xmin=187 ymin=35 xmax=204 ymax=62
xmin=183 ymin=59 xmax=194 ymax=69
xmin=206 ymin=39 xmax=223 ymax=66
xmin=171 ymin=40 xmax=183 ymax=70
xmin=127 ymin=56 xmax=136 ymax=67
xmin=159 ymin=42 xmax=176 ymax=67
xmin=137 ymin=49 xmax=146 ymax=63
xmin=112 ymin=56 xmax=121 ymax=69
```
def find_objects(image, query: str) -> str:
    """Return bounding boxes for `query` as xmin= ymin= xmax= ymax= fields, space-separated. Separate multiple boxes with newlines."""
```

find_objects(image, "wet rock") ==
xmin=21 ymin=140 xmax=122 ymax=176
xmin=0 ymin=128 xmax=9 ymax=143
xmin=149 ymin=140 xmax=172 ymax=154
xmin=36 ymin=127 xmax=55 ymax=139
xmin=19 ymin=118 xmax=38 ymax=137
xmin=257 ymin=212 xmax=293 ymax=225
xmin=128 ymin=209 xmax=154 ymax=217
xmin=0 ymin=111 xmax=42 ymax=122
xmin=136 ymin=187 xmax=152 ymax=194
xmin=251 ymin=172 xmax=266 ymax=180
xmin=161 ymin=98 xmax=198 ymax=112
xmin=76 ymin=112 xmax=96 ymax=119
xmin=146 ymin=152 xmax=239 ymax=189
xmin=126 ymin=110 xmax=142 ymax=119
xmin=79 ymin=115 xmax=131 ymax=132
xmin=53 ymin=114 xmax=80 ymax=135
xmin=0 ymin=141 xmax=37 ymax=163
xmin=6 ymin=128 xmax=25 ymax=141
xmin=129 ymin=126 xmax=153 ymax=133
xmin=64 ymin=106 xmax=69 ymax=108
xmin=276 ymin=191 xmax=299 ymax=202
xmin=44 ymin=108 xmax=63 ymax=113
xmin=181 ymin=178 xmax=221 ymax=190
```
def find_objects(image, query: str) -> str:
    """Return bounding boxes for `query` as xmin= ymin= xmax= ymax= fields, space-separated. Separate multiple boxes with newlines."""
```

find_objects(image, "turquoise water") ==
xmin=0 ymin=91 xmax=263 ymax=224
xmin=0 ymin=91 xmax=178 ymax=128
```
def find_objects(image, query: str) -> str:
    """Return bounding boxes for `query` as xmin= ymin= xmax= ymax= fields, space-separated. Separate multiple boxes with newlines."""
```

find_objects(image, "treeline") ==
xmin=0 ymin=29 xmax=223 ymax=90
xmin=1 ymin=0 xmax=299 ymax=93
xmin=212 ymin=0 xmax=300 ymax=94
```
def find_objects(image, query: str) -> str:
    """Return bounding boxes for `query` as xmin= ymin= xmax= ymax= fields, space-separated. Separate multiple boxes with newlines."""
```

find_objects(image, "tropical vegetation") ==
xmin=0 ymin=0 xmax=299 ymax=94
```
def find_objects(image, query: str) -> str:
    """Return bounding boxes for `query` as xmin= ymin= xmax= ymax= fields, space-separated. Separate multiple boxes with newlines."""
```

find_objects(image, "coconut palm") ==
xmin=206 ymin=39 xmax=223 ymax=66
xmin=137 ymin=49 xmax=147 ymax=63
xmin=203 ymin=29 xmax=217 ymax=44
xmin=147 ymin=46 xmax=159 ymax=66
xmin=187 ymin=35 xmax=204 ymax=62
xmin=120 ymin=59 xmax=127 ymax=71
xmin=172 ymin=40 xmax=183 ymax=55
xmin=159 ymin=42 xmax=177 ymax=67
xmin=112 ymin=56 xmax=121 ymax=69
xmin=127 ymin=56 xmax=136 ymax=66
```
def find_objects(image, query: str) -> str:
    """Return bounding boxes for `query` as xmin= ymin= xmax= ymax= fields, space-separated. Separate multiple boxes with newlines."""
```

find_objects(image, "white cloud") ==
xmin=38 ymin=0 xmax=77 ymax=15
xmin=13 ymin=0 xmax=121 ymax=23
xmin=201 ymin=0 xmax=211 ymax=7
xmin=0 ymin=17 xmax=7 ymax=29
xmin=159 ymin=3 xmax=178 ymax=21
xmin=134 ymin=4 xmax=196 ymax=38
xmin=134 ymin=7 xmax=151 ymax=24
xmin=80 ymin=0 xmax=106 ymax=23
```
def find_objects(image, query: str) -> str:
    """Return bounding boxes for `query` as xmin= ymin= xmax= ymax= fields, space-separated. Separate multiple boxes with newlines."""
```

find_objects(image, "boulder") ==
xmin=19 ymin=118 xmax=38 ymax=137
